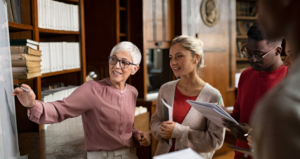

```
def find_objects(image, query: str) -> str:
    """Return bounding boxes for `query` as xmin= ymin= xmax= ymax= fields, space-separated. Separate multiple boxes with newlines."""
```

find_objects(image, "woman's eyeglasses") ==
xmin=108 ymin=56 xmax=136 ymax=69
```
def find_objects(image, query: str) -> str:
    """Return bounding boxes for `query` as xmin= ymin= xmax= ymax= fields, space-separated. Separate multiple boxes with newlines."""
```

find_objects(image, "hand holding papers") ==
xmin=161 ymin=99 xmax=173 ymax=146
xmin=153 ymin=148 xmax=204 ymax=159
xmin=186 ymin=100 xmax=238 ymax=128
xmin=223 ymin=120 xmax=250 ymax=142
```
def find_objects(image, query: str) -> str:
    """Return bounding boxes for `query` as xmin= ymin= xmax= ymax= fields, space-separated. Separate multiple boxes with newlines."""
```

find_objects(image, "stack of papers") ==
xmin=186 ymin=100 xmax=238 ymax=127
xmin=154 ymin=148 xmax=204 ymax=159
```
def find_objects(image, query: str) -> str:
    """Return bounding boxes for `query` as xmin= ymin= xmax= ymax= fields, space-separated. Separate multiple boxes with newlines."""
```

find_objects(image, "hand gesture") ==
xmin=222 ymin=119 xmax=250 ymax=142
xmin=134 ymin=131 xmax=151 ymax=146
xmin=160 ymin=121 xmax=176 ymax=139
xmin=12 ymin=84 xmax=36 ymax=108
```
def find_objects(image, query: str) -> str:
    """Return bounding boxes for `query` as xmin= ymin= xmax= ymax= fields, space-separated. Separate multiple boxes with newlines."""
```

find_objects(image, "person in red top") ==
xmin=170 ymin=87 xmax=198 ymax=151
xmin=222 ymin=22 xmax=288 ymax=159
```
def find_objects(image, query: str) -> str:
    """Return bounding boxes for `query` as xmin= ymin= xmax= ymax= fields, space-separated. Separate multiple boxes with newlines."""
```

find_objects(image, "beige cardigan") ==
xmin=150 ymin=80 xmax=225 ymax=159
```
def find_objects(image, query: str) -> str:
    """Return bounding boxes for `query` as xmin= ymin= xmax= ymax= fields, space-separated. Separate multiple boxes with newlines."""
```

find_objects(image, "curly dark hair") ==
xmin=247 ymin=22 xmax=282 ymax=45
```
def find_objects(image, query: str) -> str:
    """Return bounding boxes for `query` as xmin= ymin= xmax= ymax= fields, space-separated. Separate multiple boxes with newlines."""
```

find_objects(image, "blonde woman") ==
xmin=150 ymin=35 xmax=225 ymax=158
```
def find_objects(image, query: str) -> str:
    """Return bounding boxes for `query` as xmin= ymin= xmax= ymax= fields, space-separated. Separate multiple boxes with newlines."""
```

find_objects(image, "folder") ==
xmin=227 ymin=145 xmax=253 ymax=156
xmin=186 ymin=100 xmax=238 ymax=127
xmin=161 ymin=99 xmax=173 ymax=146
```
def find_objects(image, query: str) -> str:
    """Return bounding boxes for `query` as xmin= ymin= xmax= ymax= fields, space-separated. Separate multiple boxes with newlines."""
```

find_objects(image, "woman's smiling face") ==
xmin=169 ymin=43 xmax=197 ymax=77
xmin=109 ymin=51 xmax=138 ymax=84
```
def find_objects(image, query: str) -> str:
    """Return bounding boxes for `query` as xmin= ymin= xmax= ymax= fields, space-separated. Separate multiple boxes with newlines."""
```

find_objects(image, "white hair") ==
xmin=110 ymin=41 xmax=142 ymax=65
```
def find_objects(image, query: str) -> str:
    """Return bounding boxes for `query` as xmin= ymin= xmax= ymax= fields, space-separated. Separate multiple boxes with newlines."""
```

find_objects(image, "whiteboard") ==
xmin=0 ymin=0 xmax=20 ymax=158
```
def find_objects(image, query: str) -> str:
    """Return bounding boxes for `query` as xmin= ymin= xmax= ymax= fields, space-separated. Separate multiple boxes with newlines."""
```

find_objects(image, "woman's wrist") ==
xmin=27 ymin=100 xmax=36 ymax=109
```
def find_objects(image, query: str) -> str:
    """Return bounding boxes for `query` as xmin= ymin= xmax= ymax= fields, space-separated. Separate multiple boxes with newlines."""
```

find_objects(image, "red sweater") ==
xmin=170 ymin=87 xmax=197 ymax=152
xmin=232 ymin=65 xmax=288 ymax=159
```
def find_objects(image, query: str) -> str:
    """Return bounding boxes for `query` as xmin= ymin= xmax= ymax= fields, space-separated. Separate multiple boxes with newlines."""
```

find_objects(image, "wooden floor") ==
xmin=18 ymin=116 xmax=235 ymax=159
xmin=18 ymin=116 xmax=87 ymax=159
xmin=213 ymin=151 xmax=235 ymax=159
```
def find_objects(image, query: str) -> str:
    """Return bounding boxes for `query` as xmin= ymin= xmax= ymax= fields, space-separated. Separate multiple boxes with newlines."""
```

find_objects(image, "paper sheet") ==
xmin=154 ymin=148 xmax=204 ymax=159
xmin=186 ymin=100 xmax=238 ymax=127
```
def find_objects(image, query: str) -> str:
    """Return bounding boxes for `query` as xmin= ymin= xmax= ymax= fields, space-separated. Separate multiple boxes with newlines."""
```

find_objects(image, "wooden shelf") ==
xmin=236 ymin=16 xmax=258 ymax=20
xmin=58 ymin=0 xmax=78 ymax=3
xmin=13 ymin=78 xmax=36 ymax=84
xmin=120 ymin=7 xmax=126 ymax=11
xmin=39 ymin=28 xmax=79 ymax=35
xmin=237 ymin=35 xmax=248 ymax=39
xmin=41 ymin=69 xmax=81 ymax=78
xmin=9 ymin=22 xmax=33 ymax=31
xmin=120 ymin=33 xmax=127 ymax=37
xmin=236 ymin=57 xmax=248 ymax=62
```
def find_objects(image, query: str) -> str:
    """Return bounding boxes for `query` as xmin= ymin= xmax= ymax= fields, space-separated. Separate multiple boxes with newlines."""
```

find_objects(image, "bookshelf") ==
xmin=117 ymin=0 xmax=130 ymax=42
xmin=235 ymin=0 xmax=258 ymax=72
xmin=9 ymin=0 xmax=86 ymax=132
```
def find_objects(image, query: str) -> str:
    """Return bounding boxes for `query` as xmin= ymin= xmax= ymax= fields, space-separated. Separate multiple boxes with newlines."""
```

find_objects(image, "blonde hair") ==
xmin=171 ymin=35 xmax=205 ymax=75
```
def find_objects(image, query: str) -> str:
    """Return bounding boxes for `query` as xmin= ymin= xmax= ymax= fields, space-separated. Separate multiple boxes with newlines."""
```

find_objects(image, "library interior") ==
xmin=1 ymin=0 xmax=298 ymax=159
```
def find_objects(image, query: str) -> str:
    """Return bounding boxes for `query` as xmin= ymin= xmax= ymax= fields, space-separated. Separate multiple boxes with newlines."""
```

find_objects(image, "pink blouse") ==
xmin=28 ymin=78 xmax=141 ymax=151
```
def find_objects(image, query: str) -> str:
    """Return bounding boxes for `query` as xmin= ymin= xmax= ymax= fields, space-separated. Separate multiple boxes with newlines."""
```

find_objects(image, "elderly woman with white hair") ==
xmin=151 ymin=35 xmax=225 ymax=159
xmin=13 ymin=42 xmax=151 ymax=159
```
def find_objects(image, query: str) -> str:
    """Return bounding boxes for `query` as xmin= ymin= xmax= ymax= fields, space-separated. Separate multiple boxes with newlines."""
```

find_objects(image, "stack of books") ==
xmin=11 ymin=39 xmax=42 ymax=79
xmin=41 ymin=82 xmax=65 ymax=91
xmin=39 ymin=42 xmax=80 ymax=74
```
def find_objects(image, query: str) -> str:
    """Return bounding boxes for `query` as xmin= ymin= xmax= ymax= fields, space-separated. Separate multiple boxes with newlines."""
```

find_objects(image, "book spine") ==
xmin=11 ymin=54 xmax=42 ymax=61
xmin=10 ymin=0 xmax=18 ymax=23
xmin=10 ymin=46 xmax=25 ymax=54
xmin=40 ymin=43 xmax=45 ymax=74
xmin=16 ymin=0 xmax=21 ymax=23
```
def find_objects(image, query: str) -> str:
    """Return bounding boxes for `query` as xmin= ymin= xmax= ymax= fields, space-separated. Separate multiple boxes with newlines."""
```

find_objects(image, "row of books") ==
xmin=42 ymin=85 xmax=78 ymax=130
xmin=42 ymin=86 xmax=78 ymax=103
xmin=42 ymin=82 xmax=65 ymax=91
xmin=236 ymin=40 xmax=247 ymax=58
xmin=236 ymin=1 xmax=257 ymax=17
xmin=11 ymin=39 xmax=42 ymax=79
xmin=237 ymin=21 xmax=254 ymax=35
xmin=38 ymin=0 xmax=79 ymax=31
xmin=39 ymin=42 xmax=81 ymax=74
xmin=6 ymin=0 xmax=22 ymax=23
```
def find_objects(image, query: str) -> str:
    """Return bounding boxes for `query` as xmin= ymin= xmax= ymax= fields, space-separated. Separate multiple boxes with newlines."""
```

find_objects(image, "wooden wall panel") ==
xmin=155 ymin=0 xmax=163 ymax=41
xmin=21 ymin=0 xmax=32 ymax=25
xmin=180 ymin=0 xmax=236 ymax=106
xmin=144 ymin=0 xmax=174 ymax=45
xmin=165 ymin=0 xmax=174 ymax=41
xmin=129 ymin=0 xmax=145 ymax=98
xmin=84 ymin=1 xmax=117 ymax=63
xmin=144 ymin=0 xmax=154 ymax=42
